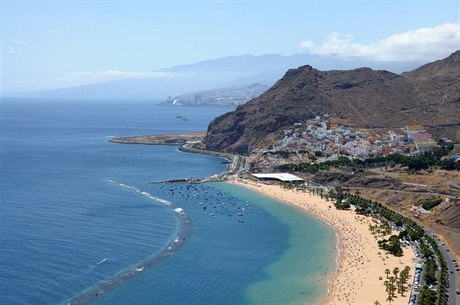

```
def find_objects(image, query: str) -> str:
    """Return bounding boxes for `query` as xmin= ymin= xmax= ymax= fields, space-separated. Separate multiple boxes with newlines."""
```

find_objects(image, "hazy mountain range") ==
xmin=11 ymin=54 xmax=427 ymax=100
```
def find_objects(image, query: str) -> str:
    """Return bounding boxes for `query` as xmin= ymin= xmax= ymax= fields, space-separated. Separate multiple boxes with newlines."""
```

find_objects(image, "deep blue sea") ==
xmin=0 ymin=98 xmax=335 ymax=305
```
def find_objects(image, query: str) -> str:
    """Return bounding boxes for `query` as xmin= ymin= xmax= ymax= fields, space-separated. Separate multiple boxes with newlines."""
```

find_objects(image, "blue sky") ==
xmin=2 ymin=0 xmax=459 ymax=91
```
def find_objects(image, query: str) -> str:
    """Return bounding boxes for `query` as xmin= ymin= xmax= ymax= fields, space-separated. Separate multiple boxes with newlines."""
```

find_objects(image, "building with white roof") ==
xmin=252 ymin=173 xmax=304 ymax=182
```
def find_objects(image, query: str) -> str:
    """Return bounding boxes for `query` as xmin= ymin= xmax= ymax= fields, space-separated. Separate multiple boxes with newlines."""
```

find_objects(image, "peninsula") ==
xmin=109 ymin=132 xmax=206 ymax=145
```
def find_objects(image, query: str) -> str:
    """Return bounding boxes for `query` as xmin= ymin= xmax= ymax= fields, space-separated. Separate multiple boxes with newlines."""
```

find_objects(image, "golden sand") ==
xmin=231 ymin=179 xmax=416 ymax=305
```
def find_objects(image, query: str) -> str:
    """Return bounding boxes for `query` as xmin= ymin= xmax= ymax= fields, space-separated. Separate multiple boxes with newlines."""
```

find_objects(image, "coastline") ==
xmin=108 ymin=135 xmax=418 ymax=304
xmin=230 ymin=178 xmax=416 ymax=305
xmin=178 ymin=143 xmax=234 ymax=162
xmin=109 ymin=135 xmax=235 ymax=162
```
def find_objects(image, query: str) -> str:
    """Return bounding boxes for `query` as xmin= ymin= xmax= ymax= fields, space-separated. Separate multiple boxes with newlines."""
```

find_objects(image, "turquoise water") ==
xmin=1 ymin=98 xmax=336 ymax=305
xmin=216 ymin=183 xmax=336 ymax=305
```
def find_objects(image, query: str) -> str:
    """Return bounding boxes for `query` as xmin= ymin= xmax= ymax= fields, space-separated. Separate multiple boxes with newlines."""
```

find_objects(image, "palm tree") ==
xmin=385 ymin=268 xmax=390 ymax=278
xmin=399 ymin=282 xmax=406 ymax=297
xmin=388 ymin=283 xmax=397 ymax=297
xmin=374 ymin=301 xmax=381 ymax=305
xmin=396 ymin=279 xmax=401 ymax=295
xmin=400 ymin=270 xmax=408 ymax=284
xmin=389 ymin=276 xmax=395 ymax=285
xmin=393 ymin=267 xmax=400 ymax=280
xmin=369 ymin=224 xmax=375 ymax=234
xmin=404 ymin=266 xmax=411 ymax=276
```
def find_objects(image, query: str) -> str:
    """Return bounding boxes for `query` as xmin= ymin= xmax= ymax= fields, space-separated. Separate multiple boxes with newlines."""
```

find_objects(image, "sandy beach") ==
xmin=231 ymin=178 xmax=416 ymax=305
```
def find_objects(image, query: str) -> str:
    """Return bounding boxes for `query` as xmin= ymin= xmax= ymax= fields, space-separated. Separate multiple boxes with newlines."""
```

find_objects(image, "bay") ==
xmin=0 ymin=98 xmax=335 ymax=305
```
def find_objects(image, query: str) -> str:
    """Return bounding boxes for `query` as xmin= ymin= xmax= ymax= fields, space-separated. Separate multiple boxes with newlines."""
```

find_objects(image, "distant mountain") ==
xmin=205 ymin=51 xmax=460 ymax=153
xmin=160 ymin=83 xmax=268 ymax=106
xmin=28 ymin=54 xmax=424 ymax=100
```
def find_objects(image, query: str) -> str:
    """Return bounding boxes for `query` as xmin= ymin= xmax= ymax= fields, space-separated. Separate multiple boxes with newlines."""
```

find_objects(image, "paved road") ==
xmin=425 ymin=231 xmax=459 ymax=305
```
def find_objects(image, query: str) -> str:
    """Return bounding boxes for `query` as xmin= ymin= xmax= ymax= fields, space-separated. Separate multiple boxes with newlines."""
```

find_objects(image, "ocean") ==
xmin=0 ymin=98 xmax=335 ymax=305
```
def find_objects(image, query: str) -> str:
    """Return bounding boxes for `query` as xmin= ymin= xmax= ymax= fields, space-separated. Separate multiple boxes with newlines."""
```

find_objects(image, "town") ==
xmin=249 ymin=115 xmax=445 ymax=170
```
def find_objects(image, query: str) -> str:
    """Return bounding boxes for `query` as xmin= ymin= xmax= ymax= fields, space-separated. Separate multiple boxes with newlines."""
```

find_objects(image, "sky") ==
xmin=1 ymin=0 xmax=459 ymax=92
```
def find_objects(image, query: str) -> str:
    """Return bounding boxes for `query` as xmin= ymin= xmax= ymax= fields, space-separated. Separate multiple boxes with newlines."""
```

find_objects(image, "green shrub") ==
xmin=422 ymin=198 xmax=443 ymax=210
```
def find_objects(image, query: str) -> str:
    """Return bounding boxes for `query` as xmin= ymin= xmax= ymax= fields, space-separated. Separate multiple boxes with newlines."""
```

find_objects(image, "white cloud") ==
xmin=300 ymin=23 xmax=460 ymax=61
xmin=8 ymin=46 xmax=16 ymax=54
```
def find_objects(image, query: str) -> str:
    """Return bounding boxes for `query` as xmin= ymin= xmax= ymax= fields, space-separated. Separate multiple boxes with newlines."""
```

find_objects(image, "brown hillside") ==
xmin=205 ymin=51 xmax=460 ymax=153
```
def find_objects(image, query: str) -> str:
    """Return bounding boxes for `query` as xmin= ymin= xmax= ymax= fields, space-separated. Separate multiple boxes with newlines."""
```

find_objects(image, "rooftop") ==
xmin=252 ymin=173 xmax=304 ymax=182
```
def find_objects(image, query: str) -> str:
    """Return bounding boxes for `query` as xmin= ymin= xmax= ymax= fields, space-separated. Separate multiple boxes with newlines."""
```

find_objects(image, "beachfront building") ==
xmin=252 ymin=173 xmax=304 ymax=184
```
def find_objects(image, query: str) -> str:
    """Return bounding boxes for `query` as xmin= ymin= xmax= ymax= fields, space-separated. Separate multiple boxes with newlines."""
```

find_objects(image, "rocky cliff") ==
xmin=205 ymin=51 xmax=460 ymax=153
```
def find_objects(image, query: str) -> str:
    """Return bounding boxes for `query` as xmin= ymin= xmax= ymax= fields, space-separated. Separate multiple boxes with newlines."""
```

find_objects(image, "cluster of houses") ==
xmin=405 ymin=125 xmax=437 ymax=152
xmin=248 ymin=116 xmax=438 ymax=170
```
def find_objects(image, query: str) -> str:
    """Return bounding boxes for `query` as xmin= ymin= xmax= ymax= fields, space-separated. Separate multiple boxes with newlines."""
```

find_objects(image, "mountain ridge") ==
xmin=13 ymin=53 xmax=426 ymax=100
xmin=205 ymin=51 xmax=460 ymax=153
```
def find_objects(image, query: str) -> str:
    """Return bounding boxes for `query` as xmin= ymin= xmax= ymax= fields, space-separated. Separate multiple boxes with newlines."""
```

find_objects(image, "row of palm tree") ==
xmin=419 ymin=235 xmax=450 ymax=305
xmin=369 ymin=218 xmax=392 ymax=237
xmin=383 ymin=266 xmax=411 ymax=303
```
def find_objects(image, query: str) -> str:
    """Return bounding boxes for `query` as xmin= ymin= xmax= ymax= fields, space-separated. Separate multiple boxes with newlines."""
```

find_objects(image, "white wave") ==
xmin=174 ymin=208 xmax=184 ymax=214
xmin=96 ymin=257 xmax=108 ymax=265
xmin=110 ymin=179 xmax=173 ymax=207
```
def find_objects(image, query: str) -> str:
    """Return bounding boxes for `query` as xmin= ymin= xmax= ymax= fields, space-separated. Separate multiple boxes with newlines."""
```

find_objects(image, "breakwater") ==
xmin=178 ymin=143 xmax=234 ymax=162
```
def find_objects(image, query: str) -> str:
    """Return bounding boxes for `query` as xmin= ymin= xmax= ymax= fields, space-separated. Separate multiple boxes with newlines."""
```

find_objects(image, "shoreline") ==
xmin=229 ymin=179 xmax=340 ymax=305
xmin=178 ymin=143 xmax=234 ymax=162
xmin=108 ymin=135 xmax=419 ymax=303
xmin=324 ymin=229 xmax=343 ymax=305
xmin=230 ymin=178 xmax=416 ymax=305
